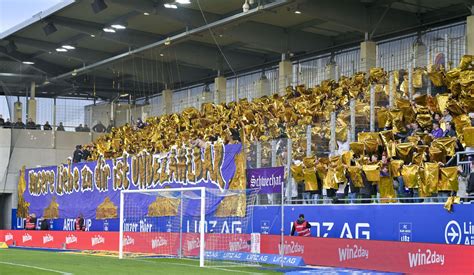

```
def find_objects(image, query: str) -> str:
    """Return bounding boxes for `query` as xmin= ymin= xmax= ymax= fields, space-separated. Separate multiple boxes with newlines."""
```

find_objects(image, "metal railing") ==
xmin=457 ymin=150 xmax=474 ymax=174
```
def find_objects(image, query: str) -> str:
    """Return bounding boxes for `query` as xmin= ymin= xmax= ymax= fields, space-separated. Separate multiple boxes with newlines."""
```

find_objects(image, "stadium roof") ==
xmin=0 ymin=0 xmax=471 ymax=100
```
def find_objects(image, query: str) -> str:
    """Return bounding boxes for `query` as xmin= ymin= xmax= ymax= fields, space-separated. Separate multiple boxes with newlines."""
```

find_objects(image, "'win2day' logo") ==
xmin=42 ymin=234 xmax=54 ymax=244
xmin=22 ymin=234 xmax=32 ymax=243
xmin=408 ymin=249 xmax=444 ymax=268
xmin=91 ymin=235 xmax=105 ymax=246
xmin=4 ymin=233 xmax=13 ymax=242
xmin=338 ymin=244 xmax=369 ymax=262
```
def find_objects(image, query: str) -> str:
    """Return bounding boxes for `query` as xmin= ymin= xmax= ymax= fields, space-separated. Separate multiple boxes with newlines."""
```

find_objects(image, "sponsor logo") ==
xmin=5 ymin=233 xmax=13 ymax=242
xmin=22 ymin=233 xmax=32 ymax=243
xmin=65 ymin=234 xmax=78 ymax=245
xmin=187 ymin=238 xmax=200 ymax=251
xmin=123 ymin=236 xmax=135 ymax=247
xmin=445 ymin=220 xmax=474 ymax=245
xmin=91 ymin=235 xmax=105 ymax=246
xmin=445 ymin=220 xmax=462 ymax=245
xmin=290 ymin=222 xmax=370 ymax=239
xmin=186 ymin=220 xmax=242 ymax=234
xmin=278 ymin=241 xmax=304 ymax=254
xmin=338 ymin=244 xmax=369 ymax=262
xmin=229 ymin=239 xmax=250 ymax=252
xmin=408 ymin=249 xmax=445 ymax=268
xmin=151 ymin=237 xmax=168 ymax=249
xmin=399 ymin=222 xmax=412 ymax=242
xmin=42 ymin=234 xmax=54 ymax=244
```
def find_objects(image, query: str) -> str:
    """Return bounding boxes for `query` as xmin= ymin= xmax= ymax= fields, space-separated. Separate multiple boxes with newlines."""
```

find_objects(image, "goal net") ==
xmin=119 ymin=187 xmax=259 ymax=267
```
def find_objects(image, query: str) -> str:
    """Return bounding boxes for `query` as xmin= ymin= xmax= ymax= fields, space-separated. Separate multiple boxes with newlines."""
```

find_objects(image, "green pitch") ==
xmin=0 ymin=248 xmax=284 ymax=274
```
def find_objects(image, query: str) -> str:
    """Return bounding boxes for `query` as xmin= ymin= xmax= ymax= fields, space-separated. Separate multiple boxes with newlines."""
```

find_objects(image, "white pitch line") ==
xmin=0 ymin=261 xmax=73 ymax=275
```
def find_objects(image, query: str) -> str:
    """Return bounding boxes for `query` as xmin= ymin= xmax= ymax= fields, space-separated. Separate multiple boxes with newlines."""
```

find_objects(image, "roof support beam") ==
xmin=10 ymin=36 xmax=111 ymax=63
xmin=44 ymin=0 xmax=290 ymax=85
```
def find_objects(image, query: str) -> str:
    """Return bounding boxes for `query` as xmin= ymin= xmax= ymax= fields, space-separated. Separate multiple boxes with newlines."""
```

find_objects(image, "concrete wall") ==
xmin=0 ymin=128 xmax=95 ymax=229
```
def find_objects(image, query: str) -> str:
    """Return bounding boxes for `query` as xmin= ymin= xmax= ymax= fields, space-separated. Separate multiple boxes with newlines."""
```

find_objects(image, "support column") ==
xmin=110 ymin=102 xmax=115 ymax=122
xmin=202 ymin=86 xmax=213 ymax=104
xmin=408 ymin=62 xmax=414 ymax=100
xmin=325 ymin=61 xmax=337 ymax=80
xmin=414 ymin=41 xmax=427 ymax=68
xmin=306 ymin=125 xmax=312 ymax=156
xmin=350 ymin=99 xmax=356 ymax=142
xmin=27 ymin=81 xmax=36 ymax=122
xmin=370 ymin=85 xmax=375 ymax=132
xmin=162 ymin=89 xmax=172 ymax=114
xmin=329 ymin=112 xmax=336 ymax=155
xmin=256 ymin=74 xmax=270 ymax=97
xmin=360 ymin=40 xmax=377 ymax=73
xmin=214 ymin=76 xmax=227 ymax=104
xmin=389 ymin=73 xmax=395 ymax=107
xmin=467 ymin=14 xmax=474 ymax=55
xmin=278 ymin=54 xmax=293 ymax=95
xmin=53 ymin=97 xmax=56 ymax=130
xmin=13 ymin=100 xmax=22 ymax=123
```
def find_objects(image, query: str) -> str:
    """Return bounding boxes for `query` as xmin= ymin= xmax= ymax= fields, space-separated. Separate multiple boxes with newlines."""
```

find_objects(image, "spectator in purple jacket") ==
xmin=431 ymin=121 xmax=444 ymax=139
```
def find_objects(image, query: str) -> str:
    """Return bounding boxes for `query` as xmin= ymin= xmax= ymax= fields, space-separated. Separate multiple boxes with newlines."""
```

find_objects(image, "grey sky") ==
xmin=0 ymin=0 xmax=63 ymax=32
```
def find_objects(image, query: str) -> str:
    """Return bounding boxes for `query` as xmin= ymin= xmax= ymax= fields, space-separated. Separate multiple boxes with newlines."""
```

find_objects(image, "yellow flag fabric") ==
xmin=396 ymin=143 xmax=414 ymax=163
xmin=316 ymin=163 xmax=327 ymax=182
xmin=464 ymin=127 xmax=474 ymax=147
xmin=303 ymin=168 xmax=318 ymax=191
xmin=291 ymin=165 xmax=304 ymax=182
xmin=330 ymin=156 xmax=346 ymax=184
xmin=416 ymin=113 xmax=433 ymax=129
xmin=429 ymin=146 xmax=446 ymax=163
xmin=432 ymin=137 xmax=456 ymax=157
xmin=303 ymin=157 xmax=316 ymax=168
xmin=439 ymin=167 xmax=458 ymax=191
xmin=347 ymin=166 xmax=364 ymax=188
xmin=412 ymin=152 xmax=424 ymax=166
xmin=423 ymin=162 xmax=439 ymax=195
xmin=379 ymin=130 xmax=394 ymax=147
xmin=341 ymin=151 xmax=353 ymax=166
xmin=379 ymin=176 xmax=396 ymax=202
xmin=452 ymin=114 xmax=471 ymax=139
xmin=389 ymin=109 xmax=404 ymax=133
xmin=377 ymin=108 xmax=389 ymax=129
xmin=389 ymin=160 xmax=404 ymax=177
xmin=363 ymin=164 xmax=380 ymax=182
xmin=350 ymin=142 xmax=365 ymax=156
xmin=401 ymin=165 xmax=420 ymax=189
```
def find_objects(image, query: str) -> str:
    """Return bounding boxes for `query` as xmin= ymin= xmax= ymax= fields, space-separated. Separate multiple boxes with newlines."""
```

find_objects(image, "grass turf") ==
xmin=0 ymin=248 xmax=284 ymax=274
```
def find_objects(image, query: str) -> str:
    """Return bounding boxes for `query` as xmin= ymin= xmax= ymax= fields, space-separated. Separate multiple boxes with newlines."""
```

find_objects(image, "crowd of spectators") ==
xmin=0 ymin=116 xmax=63 ymax=131
xmin=0 ymin=116 xmax=115 ymax=134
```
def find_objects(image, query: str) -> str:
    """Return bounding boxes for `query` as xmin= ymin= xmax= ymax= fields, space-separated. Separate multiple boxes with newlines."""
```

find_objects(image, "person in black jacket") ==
xmin=57 ymin=122 xmax=65 ymax=131
xmin=26 ymin=118 xmax=36 ymax=129
xmin=40 ymin=218 xmax=49 ymax=230
xmin=14 ymin=118 xmax=25 ymax=129
xmin=73 ymin=145 xmax=83 ymax=163
xmin=443 ymin=122 xmax=456 ymax=138
xmin=82 ymin=145 xmax=91 ymax=161
xmin=75 ymin=215 xmax=85 ymax=231
xmin=4 ymin=118 xmax=12 ymax=128
xmin=466 ymin=161 xmax=474 ymax=202
xmin=93 ymin=121 xmax=106 ymax=133
xmin=43 ymin=121 xmax=52 ymax=130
